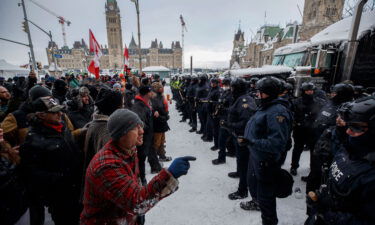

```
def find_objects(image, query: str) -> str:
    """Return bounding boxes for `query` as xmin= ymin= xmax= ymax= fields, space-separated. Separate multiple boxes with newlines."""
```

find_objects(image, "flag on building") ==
xmin=123 ymin=44 xmax=129 ymax=73
xmin=88 ymin=29 xmax=102 ymax=79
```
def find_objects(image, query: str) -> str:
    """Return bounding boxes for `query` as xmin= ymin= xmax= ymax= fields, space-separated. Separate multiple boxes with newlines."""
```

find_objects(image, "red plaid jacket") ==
xmin=80 ymin=140 xmax=178 ymax=225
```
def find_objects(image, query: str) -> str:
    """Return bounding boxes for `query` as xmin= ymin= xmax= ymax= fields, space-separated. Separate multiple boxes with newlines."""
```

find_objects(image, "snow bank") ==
xmin=274 ymin=42 xmax=311 ymax=55
xmin=311 ymin=10 xmax=375 ymax=46
xmin=230 ymin=65 xmax=292 ymax=77
xmin=143 ymin=66 xmax=170 ymax=72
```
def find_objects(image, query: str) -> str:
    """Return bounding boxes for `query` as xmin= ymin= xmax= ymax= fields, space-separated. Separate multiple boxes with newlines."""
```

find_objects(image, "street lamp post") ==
xmin=130 ymin=0 xmax=142 ymax=75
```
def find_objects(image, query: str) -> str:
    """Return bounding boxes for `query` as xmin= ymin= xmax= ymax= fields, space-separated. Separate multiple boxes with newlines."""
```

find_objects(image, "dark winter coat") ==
xmin=227 ymin=93 xmax=256 ymax=136
xmin=321 ymin=146 xmax=375 ymax=225
xmin=131 ymin=97 xmax=153 ymax=155
xmin=151 ymin=93 xmax=170 ymax=133
xmin=0 ymin=148 xmax=28 ymax=225
xmin=67 ymin=95 xmax=94 ymax=129
xmin=217 ymin=89 xmax=233 ymax=120
xmin=20 ymin=122 xmax=83 ymax=204
xmin=206 ymin=86 xmax=222 ymax=115
xmin=83 ymin=114 xmax=111 ymax=171
xmin=244 ymin=98 xmax=293 ymax=164
xmin=292 ymin=94 xmax=325 ymax=128
xmin=124 ymin=89 xmax=135 ymax=109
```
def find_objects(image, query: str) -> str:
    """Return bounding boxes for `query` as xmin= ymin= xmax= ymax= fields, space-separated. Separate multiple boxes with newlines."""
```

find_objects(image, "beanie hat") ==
xmin=29 ymin=85 xmax=52 ymax=101
xmin=139 ymin=85 xmax=152 ymax=96
xmin=113 ymin=83 xmax=121 ymax=89
xmin=107 ymin=109 xmax=144 ymax=140
xmin=95 ymin=88 xmax=123 ymax=116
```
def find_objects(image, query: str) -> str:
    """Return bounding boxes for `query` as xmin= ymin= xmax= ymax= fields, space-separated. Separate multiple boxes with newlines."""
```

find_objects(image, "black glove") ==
xmin=306 ymin=187 xmax=332 ymax=214
xmin=237 ymin=136 xmax=250 ymax=147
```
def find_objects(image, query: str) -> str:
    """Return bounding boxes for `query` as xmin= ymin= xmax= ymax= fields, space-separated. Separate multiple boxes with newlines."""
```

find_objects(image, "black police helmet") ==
xmin=230 ymin=78 xmax=247 ymax=95
xmin=338 ymin=96 xmax=375 ymax=132
xmin=301 ymin=82 xmax=315 ymax=91
xmin=250 ymin=77 xmax=259 ymax=85
xmin=256 ymin=76 xmax=282 ymax=98
xmin=198 ymin=74 xmax=208 ymax=82
xmin=331 ymin=83 xmax=354 ymax=103
xmin=222 ymin=78 xmax=231 ymax=86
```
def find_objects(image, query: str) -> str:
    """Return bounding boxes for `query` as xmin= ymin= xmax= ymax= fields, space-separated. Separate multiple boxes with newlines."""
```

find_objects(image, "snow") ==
xmin=311 ymin=10 xmax=375 ymax=46
xmin=143 ymin=66 xmax=171 ymax=72
xmin=16 ymin=86 xmax=311 ymax=225
xmin=145 ymin=87 xmax=310 ymax=225
xmin=274 ymin=42 xmax=311 ymax=56
xmin=229 ymin=65 xmax=293 ymax=77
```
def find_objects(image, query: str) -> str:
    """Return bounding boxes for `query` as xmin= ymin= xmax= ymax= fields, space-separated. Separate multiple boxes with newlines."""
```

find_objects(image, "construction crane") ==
xmin=29 ymin=0 xmax=71 ymax=47
xmin=180 ymin=15 xmax=187 ymax=72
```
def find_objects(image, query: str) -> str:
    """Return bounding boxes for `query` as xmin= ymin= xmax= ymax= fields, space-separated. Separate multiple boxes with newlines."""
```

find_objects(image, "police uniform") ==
xmin=205 ymin=85 xmax=222 ymax=146
xmin=227 ymin=94 xmax=256 ymax=197
xmin=195 ymin=81 xmax=210 ymax=135
xmin=244 ymin=98 xmax=293 ymax=225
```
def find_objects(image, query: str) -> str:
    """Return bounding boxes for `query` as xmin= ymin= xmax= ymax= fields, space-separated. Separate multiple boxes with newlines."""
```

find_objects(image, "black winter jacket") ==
xmin=151 ymin=93 xmax=170 ymax=133
xmin=131 ymin=98 xmax=153 ymax=154
xmin=20 ymin=122 xmax=83 ymax=203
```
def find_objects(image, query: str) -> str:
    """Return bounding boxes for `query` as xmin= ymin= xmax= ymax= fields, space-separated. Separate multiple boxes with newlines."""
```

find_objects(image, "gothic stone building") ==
xmin=230 ymin=0 xmax=345 ymax=69
xmin=46 ymin=0 xmax=182 ymax=71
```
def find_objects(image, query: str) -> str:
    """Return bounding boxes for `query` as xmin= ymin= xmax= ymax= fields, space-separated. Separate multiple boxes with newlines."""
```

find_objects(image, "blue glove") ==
xmin=168 ymin=156 xmax=196 ymax=178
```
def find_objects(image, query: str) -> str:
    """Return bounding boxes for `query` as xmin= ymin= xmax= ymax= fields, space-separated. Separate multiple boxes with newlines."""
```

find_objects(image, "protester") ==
xmin=20 ymin=96 xmax=83 ymax=225
xmin=81 ymin=109 xmax=195 ymax=225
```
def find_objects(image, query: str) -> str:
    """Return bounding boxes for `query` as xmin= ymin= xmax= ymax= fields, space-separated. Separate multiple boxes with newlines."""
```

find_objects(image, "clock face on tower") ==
xmin=109 ymin=5 xmax=114 ymax=10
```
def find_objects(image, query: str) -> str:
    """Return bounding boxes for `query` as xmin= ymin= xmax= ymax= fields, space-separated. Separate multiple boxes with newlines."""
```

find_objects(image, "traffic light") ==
xmin=22 ymin=20 xmax=29 ymax=33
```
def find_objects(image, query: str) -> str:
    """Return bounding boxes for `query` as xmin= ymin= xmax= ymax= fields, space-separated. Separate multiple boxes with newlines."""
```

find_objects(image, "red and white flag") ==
xmin=123 ymin=44 xmax=129 ymax=73
xmin=88 ymin=29 xmax=102 ymax=79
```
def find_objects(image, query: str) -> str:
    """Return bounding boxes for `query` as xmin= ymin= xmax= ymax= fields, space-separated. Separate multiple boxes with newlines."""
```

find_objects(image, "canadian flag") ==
xmin=88 ymin=29 xmax=102 ymax=79
xmin=123 ymin=44 xmax=129 ymax=73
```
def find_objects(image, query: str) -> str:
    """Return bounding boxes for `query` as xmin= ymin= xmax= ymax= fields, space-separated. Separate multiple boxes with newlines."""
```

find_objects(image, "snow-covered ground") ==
xmin=17 ymin=87 xmax=311 ymax=225
xmin=146 ymin=88 xmax=311 ymax=225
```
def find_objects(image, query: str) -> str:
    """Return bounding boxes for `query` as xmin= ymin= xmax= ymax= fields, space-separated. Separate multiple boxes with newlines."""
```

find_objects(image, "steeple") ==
xmin=129 ymin=34 xmax=137 ymax=49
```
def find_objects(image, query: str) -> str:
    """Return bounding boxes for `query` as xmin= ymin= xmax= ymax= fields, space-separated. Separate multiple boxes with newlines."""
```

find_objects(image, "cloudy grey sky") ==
xmin=0 ymin=0 xmax=305 ymax=68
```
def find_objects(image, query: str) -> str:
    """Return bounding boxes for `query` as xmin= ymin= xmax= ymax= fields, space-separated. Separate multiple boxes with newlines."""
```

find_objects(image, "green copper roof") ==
xmin=263 ymin=26 xmax=282 ymax=38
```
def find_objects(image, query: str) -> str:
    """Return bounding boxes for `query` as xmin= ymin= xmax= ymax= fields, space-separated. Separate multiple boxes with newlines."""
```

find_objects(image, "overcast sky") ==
xmin=0 ymin=0 xmax=305 ymax=68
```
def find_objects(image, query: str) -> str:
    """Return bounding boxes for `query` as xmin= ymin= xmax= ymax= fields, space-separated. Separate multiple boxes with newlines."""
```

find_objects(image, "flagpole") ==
xmin=131 ymin=0 xmax=142 ymax=76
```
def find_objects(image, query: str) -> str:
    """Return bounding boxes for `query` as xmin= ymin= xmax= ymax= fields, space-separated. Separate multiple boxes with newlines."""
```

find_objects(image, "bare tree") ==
xmin=344 ymin=0 xmax=375 ymax=17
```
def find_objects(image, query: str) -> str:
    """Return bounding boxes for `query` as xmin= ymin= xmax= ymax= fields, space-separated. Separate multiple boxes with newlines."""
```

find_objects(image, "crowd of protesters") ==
xmin=171 ymin=74 xmax=375 ymax=225
xmin=0 ymin=71 xmax=195 ymax=225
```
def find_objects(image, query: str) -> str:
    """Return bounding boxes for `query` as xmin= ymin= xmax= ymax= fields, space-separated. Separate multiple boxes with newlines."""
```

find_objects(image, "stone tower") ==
xmin=299 ymin=0 xmax=345 ymax=41
xmin=230 ymin=28 xmax=245 ymax=68
xmin=105 ymin=0 xmax=123 ymax=69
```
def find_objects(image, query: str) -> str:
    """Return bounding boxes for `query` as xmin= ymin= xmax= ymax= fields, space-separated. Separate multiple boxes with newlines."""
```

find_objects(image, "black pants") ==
xmin=291 ymin=126 xmax=315 ymax=169
xmin=235 ymin=140 xmax=249 ymax=194
xmin=48 ymin=196 xmax=82 ymax=225
xmin=188 ymin=102 xmax=197 ymax=129
xmin=218 ymin=127 xmax=230 ymax=161
xmin=205 ymin=114 xmax=214 ymax=141
xmin=197 ymin=104 xmax=207 ymax=133
xmin=29 ymin=197 xmax=45 ymax=225
xmin=248 ymin=159 xmax=279 ymax=225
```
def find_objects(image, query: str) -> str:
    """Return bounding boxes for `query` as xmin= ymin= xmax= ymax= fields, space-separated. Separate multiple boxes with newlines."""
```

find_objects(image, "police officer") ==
xmin=242 ymin=77 xmax=293 ymax=225
xmin=195 ymin=75 xmax=210 ymax=139
xmin=306 ymin=96 xmax=375 ymax=225
xmin=222 ymin=78 xmax=256 ymax=200
xmin=306 ymin=83 xmax=354 ymax=191
xmin=180 ymin=76 xmax=191 ymax=122
xmin=290 ymin=82 xmax=325 ymax=176
xmin=187 ymin=76 xmax=199 ymax=132
xmin=205 ymin=78 xmax=222 ymax=149
xmin=212 ymin=78 xmax=233 ymax=164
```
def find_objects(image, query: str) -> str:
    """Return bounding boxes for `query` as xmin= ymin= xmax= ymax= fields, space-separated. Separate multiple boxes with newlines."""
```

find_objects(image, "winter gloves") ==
xmin=168 ymin=156 xmax=196 ymax=178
